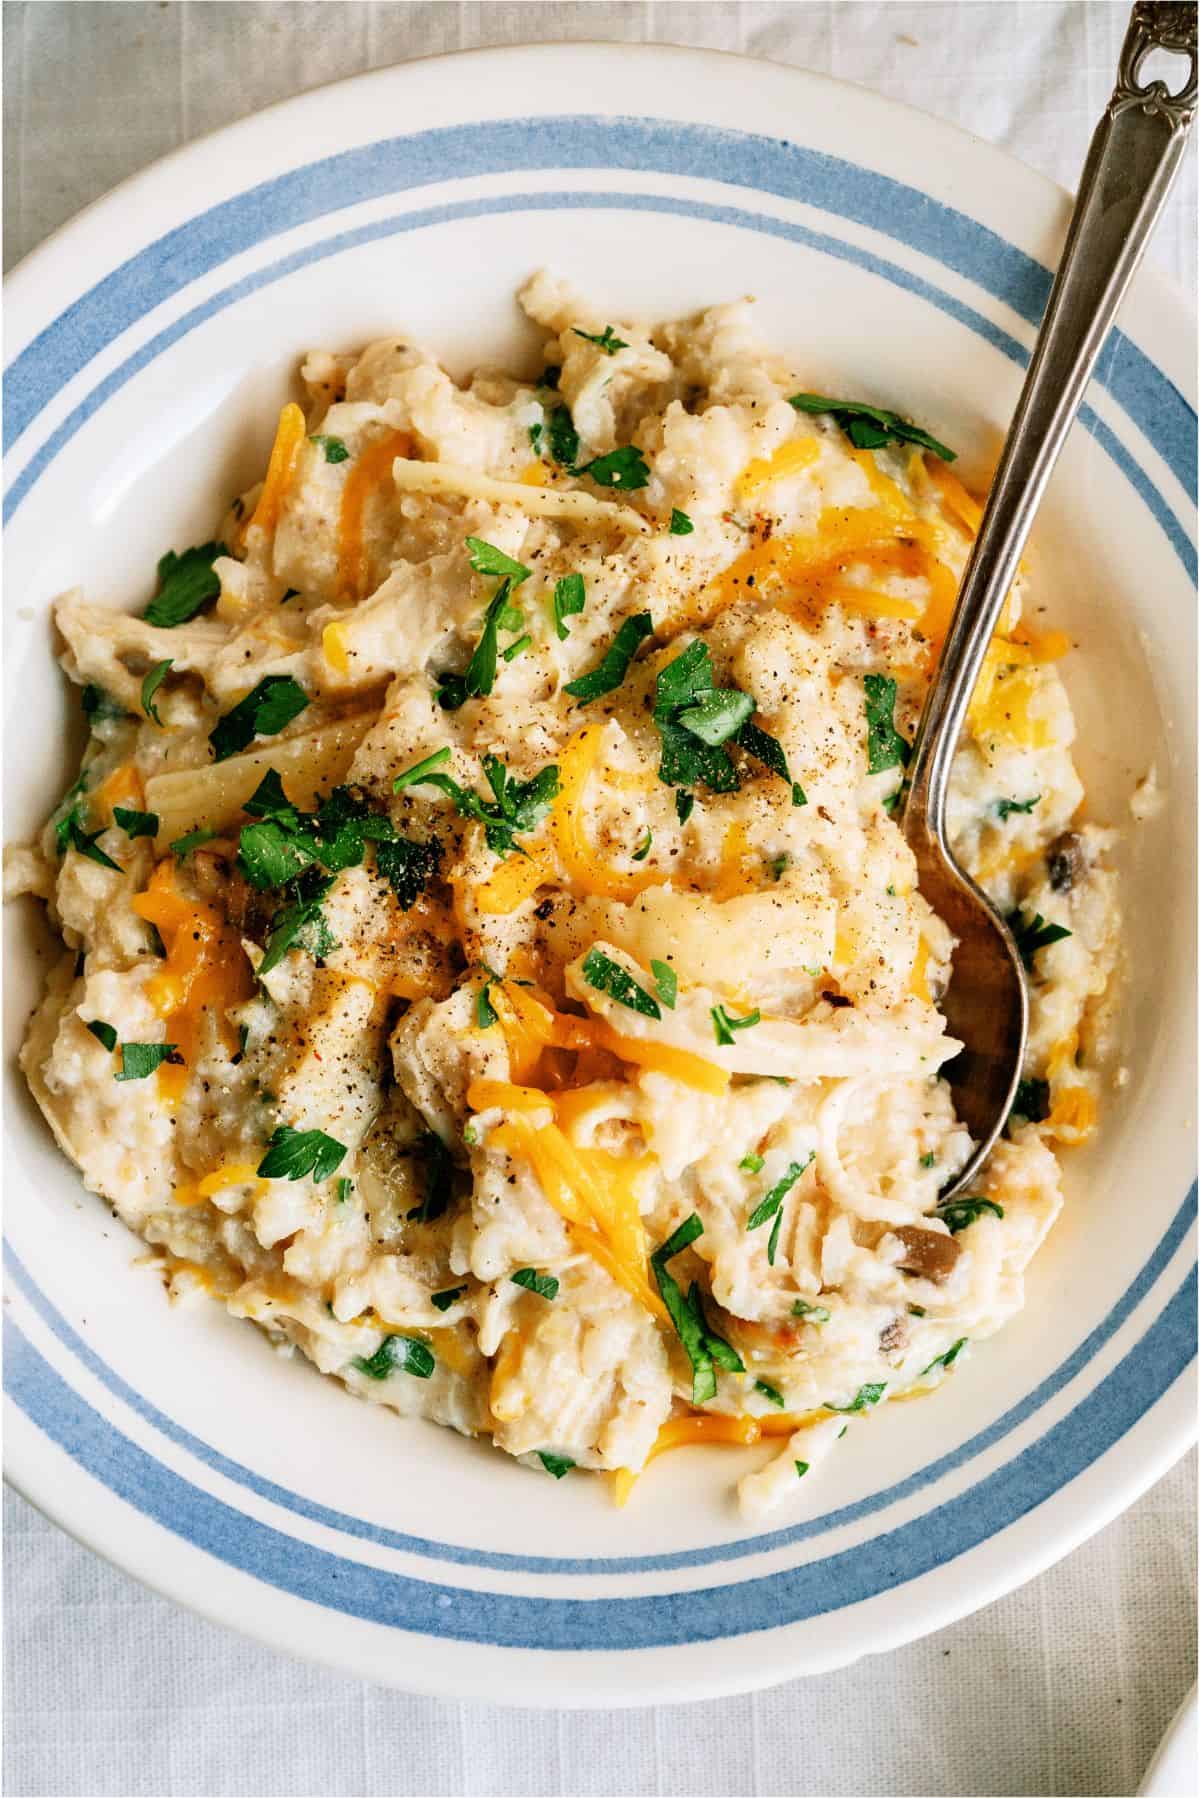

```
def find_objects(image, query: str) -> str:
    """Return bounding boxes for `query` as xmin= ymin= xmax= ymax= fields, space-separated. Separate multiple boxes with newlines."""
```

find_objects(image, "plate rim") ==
xmin=3 ymin=39 xmax=1196 ymax=1702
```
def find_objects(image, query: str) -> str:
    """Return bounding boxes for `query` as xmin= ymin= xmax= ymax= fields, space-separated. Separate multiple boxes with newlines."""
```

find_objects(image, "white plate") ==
xmin=3 ymin=44 xmax=1196 ymax=1706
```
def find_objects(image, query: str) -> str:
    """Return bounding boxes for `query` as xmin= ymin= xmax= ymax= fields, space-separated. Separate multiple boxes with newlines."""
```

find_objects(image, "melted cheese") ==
xmin=93 ymin=762 xmax=146 ymax=823
xmin=735 ymin=436 xmax=820 ymax=499
xmin=132 ymin=860 xmax=254 ymax=1103
xmin=550 ymin=726 xmax=668 ymax=904
xmin=242 ymin=402 xmax=307 ymax=546
xmin=336 ymin=427 xmax=413 ymax=603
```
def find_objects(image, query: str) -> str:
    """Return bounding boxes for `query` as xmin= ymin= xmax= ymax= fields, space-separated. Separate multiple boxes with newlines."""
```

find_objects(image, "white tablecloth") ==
xmin=3 ymin=5 xmax=1196 ymax=1795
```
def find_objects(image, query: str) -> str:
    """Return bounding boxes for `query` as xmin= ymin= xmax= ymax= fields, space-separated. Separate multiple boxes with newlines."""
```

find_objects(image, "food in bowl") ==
xmin=6 ymin=277 xmax=1120 ymax=1514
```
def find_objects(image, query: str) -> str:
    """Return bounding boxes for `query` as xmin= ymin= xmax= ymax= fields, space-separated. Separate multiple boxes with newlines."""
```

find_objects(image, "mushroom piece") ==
xmin=892 ymin=1224 xmax=962 ymax=1284
xmin=1046 ymin=831 xmax=1088 ymax=893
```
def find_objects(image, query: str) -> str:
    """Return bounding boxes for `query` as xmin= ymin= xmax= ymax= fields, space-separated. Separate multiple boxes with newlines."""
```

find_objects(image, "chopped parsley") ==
xmin=825 ymin=1380 xmax=887 ymax=1414
xmin=676 ymin=688 xmax=755 ymax=747
xmin=141 ymin=659 xmax=172 ymax=725
xmin=334 ymin=1178 xmax=353 ymax=1203
xmin=476 ymin=974 xmax=499 ymax=1028
xmin=572 ymin=445 xmax=650 ymax=490
xmin=411 ymin=754 xmax=559 ymax=858
xmin=863 ymin=674 xmax=911 ymax=774
xmin=112 ymin=806 xmax=159 ymax=840
xmin=546 ymin=406 xmax=580 ymax=468
xmin=995 ymin=794 xmax=1041 ymax=820
xmin=795 ymin=1461 xmax=810 ymax=1479
xmin=1009 ymin=1076 xmax=1051 ymax=1125
xmin=921 ymin=1337 xmax=967 ymax=1377
xmin=171 ymin=826 xmax=216 ymax=856
xmin=375 ymin=835 xmax=442 ymax=911
xmin=81 ymin=685 xmax=128 ymax=726
xmin=936 ymin=1195 xmax=1004 ymax=1233
xmin=668 ymin=508 xmax=694 ymax=536
xmin=711 ymin=1004 xmax=761 ymax=1047
xmin=115 ymin=1041 xmax=182 ymax=1082
xmin=431 ymin=1285 xmax=467 ymax=1312
xmin=1008 ymin=908 xmax=1073 ymax=970
xmin=465 ymin=537 xmax=532 ymax=586
xmin=51 ymin=770 xmax=89 ymax=855
xmin=209 ymin=675 xmax=309 ymax=762
xmin=788 ymin=393 xmax=956 ymax=462
xmin=310 ymin=433 xmax=349 ymax=463
xmin=651 ymin=641 xmax=800 ymax=805
xmin=408 ymin=1131 xmax=455 ymax=1224
xmin=552 ymin=572 xmax=586 ymax=641
xmin=908 ymin=1304 xmax=926 ymax=1318
xmin=144 ymin=542 xmax=226 ymax=628
xmin=650 ymin=959 xmax=677 ymax=1010
xmin=257 ymin=1123 xmax=347 ymax=1183
xmin=512 ymin=1268 xmax=559 ymax=1301
xmin=632 ymin=829 xmax=653 ymax=862
xmin=537 ymin=1451 xmax=574 ymax=1479
xmin=739 ymin=1152 xmax=765 ymax=1174
xmin=257 ymin=874 xmax=336 ymax=976
xmin=747 ymin=1155 xmax=812 ymax=1231
xmin=675 ymin=791 xmax=695 ymax=824
xmin=393 ymin=746 xmax=452 ymax=791
xmin=564 ymin=611 xmax=653 ymax=702
xmin=573 ymin=324 xmax=628 ymax=355
xmin=85 ymin=1020 xmax=118 ymax=1052
xmin=792 ymin=1298 xmax=831 ymax=1324
xmin=755 ymin=1379 xmax=785 ymax=1408
xmin=920 ymin=1150 xmax=937 ymax=1168
xmin=582 ymin=947 xmax=661 ymax=1020
xmin=352 ymin=1335 xmax=435 ymax=1381
xmin=736 ymin=720 xmax=806 ymax=805
xmin=65 ymin=821 xmax=120 ymax=869
xmin=650 ymin=1213 xmax=745 ymax=1404
xmin=528 ymin=420 xmax=543 ymax=451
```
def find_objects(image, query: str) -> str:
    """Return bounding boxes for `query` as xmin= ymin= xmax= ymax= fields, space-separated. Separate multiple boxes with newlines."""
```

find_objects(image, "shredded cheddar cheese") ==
xmin=336 ymin=427 xmax=413 ymax=603
xmin=241 ymin=402 xmax=307 ymax=547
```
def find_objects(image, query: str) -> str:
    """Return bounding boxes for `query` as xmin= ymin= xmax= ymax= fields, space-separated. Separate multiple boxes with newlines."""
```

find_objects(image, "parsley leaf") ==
xmin=739 ymin=1152 xmax=764 ymax=1174
xmin=210 ymin=675 xmax=309 ymax=762
xmin=552 ymin=572 xmax=586 ymax=641
xmin=632 ymin=829 xmax=653 ymax=862
xmin=675 ymin=688 xmax=755 ymax=747
xmin=82 ymin=685 xmax=128 ymax=727
xmin=650 ymin=959 xmax=677 ymax=1009
xmin=393 ymin=746 xmax=452 ymax=791
xmin=1009 ymin=1077 xmax=1051 ymax=1125
xmin=413 ymin=757 xmax=559 ymax=859
xmin=747 ymin=1155 xmax=812 ymax=1231
xmin=375 ymin=835 xmax=441 ymax=911
xmin=537 ymin=1451 xmax=574 ymax=1479
xmin=564 ymin=611 xmax=653 ymax=703
xmin=352 ymin=1335 xmax=435 ymax=1380
xmin=465 ymin=537 xmax=531 ymax=586
xmin=257 ymin=875 xmax=335 ymax=976
xmin=755 ymin=1378 xmax=785 ymax=1408
xmin=334 ymin=1177 xmax=353 ymax=1203
xmin=310 ymin=433 xmax=349 ymax=463
xmin=141 ymin=659 xmax=172 ymax=726
xmin=144 ymin=542 xmax=226 ymax=628
xmin=573 ymin=324 xmax=628 ymax=355
xmin=735 ymin=718 xmax=805 ymax=804
xmin=825 ymin=1380 xmax=887 ymax=1414
xmin=795 ymin=1460 xmax=810 ymax=1479
xmin=476 ymin=976 xmax=498 ymax=1028
xmin=574 ymin=445 xmax=650 ymax=490
xmin=112 ymin=806 xmax=159 ymax=840
xmin=116 ymin=1041 xmax=182 ymax=1082
xmin=935 ymin=1195 xmax=1004 ymax=1233
xmin=921 ymin=1337 xmax=967 ymax=1377
xmin=863 ymin=674 xmax=911 ymax=774
xmin=1007 ymin=908 xmax=1073 ymax=970
xmin=431 ymin=1285 xmax=467 ymax=1312
xmin=546 ymin=406 xmax=580 ymax=468
xmin=582 ymin=948 xmax=661 ymax=1019
xmin=711 ymin=1004 xmax=761 ymax=1046
xmin=512 ymin=1268 xmax=560 ymax=1301
xmin=675 ymin=791 xmax=695 ymax=824
xmin=995 ymin=794 xmax=1041 ymax=820
xmin=669 ymin=508 xmax=694 ymax=536
xmin=788 ymin=393 xmax=956 ymax=462
xmin=65 ymin=821 xmax=120 ymax=869
xmin=792 ymin=1298 xmax=831 ymax=1323
xmin=652 ymin=643 xmax=741 ymax=796
xmin=651 ymin=1214 xmax=714 ymax=1403
xmin=85 ymin=1020 xmax=118 ymax=1052
xmin=51 ymin=771 xmax=89 ymax=855
xmin=257 ymin=1123 xmax=347 ymax=1183
xmin=171 ymin=826 xmax=216 ymax=856
xmin=238 ymin=818 xmax=320 ymax=890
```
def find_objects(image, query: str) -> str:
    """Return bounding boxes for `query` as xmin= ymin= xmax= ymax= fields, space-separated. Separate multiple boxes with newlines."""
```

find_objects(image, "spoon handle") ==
xmin=904 ymin=0 xmax=1197 ymax=849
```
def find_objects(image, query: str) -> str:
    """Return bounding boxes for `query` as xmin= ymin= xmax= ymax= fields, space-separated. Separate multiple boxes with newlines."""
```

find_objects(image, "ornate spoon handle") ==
xmin=904 ymin=0 xmax=1197 ymax=851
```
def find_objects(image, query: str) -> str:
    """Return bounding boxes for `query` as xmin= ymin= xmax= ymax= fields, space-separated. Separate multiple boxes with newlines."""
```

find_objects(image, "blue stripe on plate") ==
xmin=6 ymin=1184 xmax=1195 ymax=1577
xmin=5 ymin=117 xmax=1196 ymax=501
xmin=5 ymin=1270 xmax=1194 ymax=1648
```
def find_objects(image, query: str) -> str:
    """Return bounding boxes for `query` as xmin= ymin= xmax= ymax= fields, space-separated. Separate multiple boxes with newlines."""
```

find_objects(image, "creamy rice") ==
xmin=7 ymin=276 xmax=1121 ymax=1514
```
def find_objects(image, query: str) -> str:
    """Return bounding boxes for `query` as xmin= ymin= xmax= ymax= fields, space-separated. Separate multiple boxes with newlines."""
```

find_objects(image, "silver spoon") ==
xmin=901 ymin=0 xmax=1197 ymax=1198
